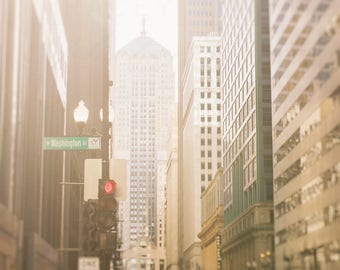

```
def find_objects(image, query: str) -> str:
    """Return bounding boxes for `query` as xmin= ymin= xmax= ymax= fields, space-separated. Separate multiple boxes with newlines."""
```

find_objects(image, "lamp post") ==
xmin=259 ymin=251 xmax=273 ymax=270
xmin=73 ymin=100 xmax=89 ymax=134
xmin=73 ymin=99 xmax=115 ymax=270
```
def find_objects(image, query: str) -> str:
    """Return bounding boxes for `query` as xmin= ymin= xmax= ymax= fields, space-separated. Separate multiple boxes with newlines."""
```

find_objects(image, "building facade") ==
xmin=181 ymin=36 xmax=222 ymax=269
xmin=269 ymin=0 xmax=340 ymax=269
xmin=198 ymin=168 xmax=224 ymax=270
xmin=220 ymin=0 xmax=274 ymax=269
xmin=0 ymin=0 xmax=113 ymax=269
xmin=165 ymin=107 xmax=179 ymax=270
xmin=0 ymin=0 xmax=67 ymax=269
xmin=177 ymin=2 xmax=222 ymax=267
xmin=115 ymin=33 xmax=174 ymax=269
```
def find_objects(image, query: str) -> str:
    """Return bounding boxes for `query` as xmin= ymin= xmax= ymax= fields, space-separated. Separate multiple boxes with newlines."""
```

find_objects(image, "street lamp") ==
xmin=259 ymin=251 xmax=273 ymax=269
xmin=73 ymin=100 xmax=89 ymax=134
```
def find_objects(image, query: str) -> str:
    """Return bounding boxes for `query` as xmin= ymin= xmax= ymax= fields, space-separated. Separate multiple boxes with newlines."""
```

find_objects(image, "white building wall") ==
xmin=181 ymin=36 xmax=222 ymax=269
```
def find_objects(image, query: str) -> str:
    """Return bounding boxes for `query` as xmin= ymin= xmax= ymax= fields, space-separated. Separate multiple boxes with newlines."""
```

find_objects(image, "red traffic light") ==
xmin=105 ymin=181 xmax=113 ymax=194
xmin=103 ymin=180 xmax=116 ymax=195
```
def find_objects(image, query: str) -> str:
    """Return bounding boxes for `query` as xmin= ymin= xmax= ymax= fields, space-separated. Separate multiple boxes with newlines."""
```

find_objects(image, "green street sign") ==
xmin=44 ymin=137 xmax=101 ymax=151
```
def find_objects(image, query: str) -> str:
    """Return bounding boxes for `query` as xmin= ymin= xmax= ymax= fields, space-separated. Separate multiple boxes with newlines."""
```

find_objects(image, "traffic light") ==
xmin=88 ymin=200 xmax=98 ymax=252
xmin=98 ymin=179 xmax=117 ymax=230
xmin=81 ymin=200 xmax=98 ymax=254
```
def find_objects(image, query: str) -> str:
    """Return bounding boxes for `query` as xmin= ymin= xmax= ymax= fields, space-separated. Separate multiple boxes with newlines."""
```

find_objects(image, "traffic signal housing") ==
xmin=98 ymin=179 xmax=117 ymax=231
xmin=81 ymin=200 xmax=98 ymax=254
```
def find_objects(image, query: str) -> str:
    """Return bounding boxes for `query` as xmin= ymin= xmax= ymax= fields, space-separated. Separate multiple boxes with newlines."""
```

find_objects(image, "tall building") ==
xmin=178 ymin=0 xmax=222 ymax=76
xmin=220 ymin=0 xmax=274 ymax=269
xmin=181 ymin=36 xmax=222 ymax=269
xmin=114 ymin=32 xmax=174 ymax=269
xmin=0 ymin=0 xmax=67 ymax=269
xmin=269 ymin=0 xmax=340 ymax=269
xmin=0 ymin=0 xmax=113 ymax=269
xmin=178 ymin=1 xmax=222 ymax=268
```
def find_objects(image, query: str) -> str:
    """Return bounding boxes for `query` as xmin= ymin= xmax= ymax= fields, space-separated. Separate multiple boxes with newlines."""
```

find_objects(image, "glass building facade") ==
xmin=221 ymin=0 xmax=274 ymax=269
xmin=270 ymin=0 xmax=340 ymax=269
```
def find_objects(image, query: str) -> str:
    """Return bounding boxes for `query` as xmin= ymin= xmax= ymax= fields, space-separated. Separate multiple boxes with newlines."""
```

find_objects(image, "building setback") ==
xmin=114 ymin=33 xmax=174 ymax=269
xmin=270 ymin=0 xmax=340 ymax=269
xmin=220 ymin=0 xmax=274 ymax=269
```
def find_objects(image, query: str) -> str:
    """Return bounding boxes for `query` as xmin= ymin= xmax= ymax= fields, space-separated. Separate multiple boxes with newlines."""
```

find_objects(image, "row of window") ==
xmin=275 ymin=162 xmax=340 ymax=219
xmin=200 ymin=127 xmax=222 ymax=135
xmin=200 ymin=46 xmax=221 ymax=53
xmin=274 ymin=125 xmax=340 ymax=191
xmin=275 ymin=201 xmax=340 ymax=246
xmin=200 ymin=91 xmax=221 ymax=99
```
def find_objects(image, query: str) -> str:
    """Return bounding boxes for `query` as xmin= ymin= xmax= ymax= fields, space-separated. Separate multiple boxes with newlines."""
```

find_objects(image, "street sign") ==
xmin=44 ymin=137 xmax=101 ymax=150
xmin=78 ymin=257 xmax=100 ymax=270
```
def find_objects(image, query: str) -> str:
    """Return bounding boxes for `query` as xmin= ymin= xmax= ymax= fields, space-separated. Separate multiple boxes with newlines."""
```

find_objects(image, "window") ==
xmin=201 ymin=174 xmax=205 ymax=181
xmin=208 ymin=151 xmax=212 ymax=157
xmin=201 ymin=127 xmax=205 ymax=133
xmin=208 ymin=163 xmax=212 ymax=169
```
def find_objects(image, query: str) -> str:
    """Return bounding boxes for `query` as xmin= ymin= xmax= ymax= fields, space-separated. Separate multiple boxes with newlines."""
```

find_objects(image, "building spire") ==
xmin=141 ymin=15 xmax=146 ymax=36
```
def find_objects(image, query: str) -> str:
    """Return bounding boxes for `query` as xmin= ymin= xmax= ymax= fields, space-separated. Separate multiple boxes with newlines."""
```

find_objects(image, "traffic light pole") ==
xmin=101 ymin=0 xmax=112 ymax=268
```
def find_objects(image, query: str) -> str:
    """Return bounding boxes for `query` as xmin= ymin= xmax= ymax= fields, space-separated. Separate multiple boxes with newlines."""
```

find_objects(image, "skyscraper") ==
xmin=177 ymin=1 xmax=222 ymax=268
xmin=181 ymin=35 xmax=222 ymax=269
xmin=115 ymin=32 xmax=174 ymax=269
xmin=220 ymin=0 xmax=274 ymax=269
xmin=270 ymin=0 xmax=340 ymax=268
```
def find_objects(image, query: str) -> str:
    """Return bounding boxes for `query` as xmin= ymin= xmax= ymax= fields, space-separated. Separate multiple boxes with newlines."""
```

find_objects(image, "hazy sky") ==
xmin=116 ymin=0 xmax=177 ymax=57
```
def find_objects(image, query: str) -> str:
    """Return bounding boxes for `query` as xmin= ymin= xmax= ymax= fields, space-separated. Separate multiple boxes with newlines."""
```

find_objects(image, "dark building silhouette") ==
xmin=0 ymin=0 xmax=113 ymax=269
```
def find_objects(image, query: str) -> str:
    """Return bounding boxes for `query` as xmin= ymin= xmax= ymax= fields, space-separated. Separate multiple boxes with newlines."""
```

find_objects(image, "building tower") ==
xmin=115 ymin=32 xmax=174 ymax=269
xmin=220 ymin=0 xmax=274 ymax=269
xmin=177 ymin=0 xmax=223 ymax=268
xmin=270 ymin=0 xmax=340 ymax=268
xmin=181 ymin=35 xmax=222 ymax=269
